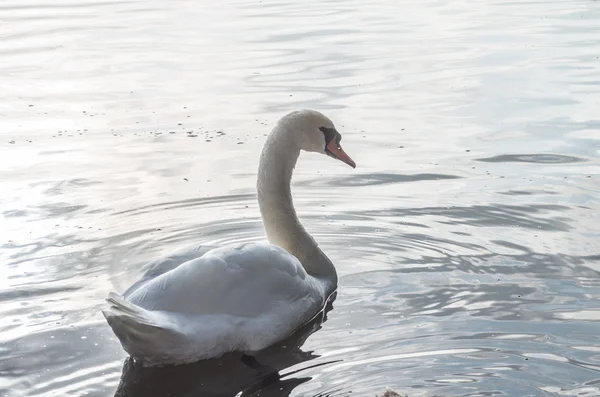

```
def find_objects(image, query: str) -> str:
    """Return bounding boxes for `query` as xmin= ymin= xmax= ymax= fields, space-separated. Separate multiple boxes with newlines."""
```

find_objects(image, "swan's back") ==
xmin=127 ymin=243 xmax=320 ymax=317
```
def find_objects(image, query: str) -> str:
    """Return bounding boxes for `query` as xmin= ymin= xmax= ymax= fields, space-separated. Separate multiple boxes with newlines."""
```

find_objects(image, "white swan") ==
xmin=102 ymin=110 xmax=356 ymax=366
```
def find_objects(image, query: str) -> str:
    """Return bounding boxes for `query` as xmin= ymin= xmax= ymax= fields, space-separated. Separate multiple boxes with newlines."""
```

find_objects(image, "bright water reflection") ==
xmin=1 ymin=0 xmax=599 ymax=396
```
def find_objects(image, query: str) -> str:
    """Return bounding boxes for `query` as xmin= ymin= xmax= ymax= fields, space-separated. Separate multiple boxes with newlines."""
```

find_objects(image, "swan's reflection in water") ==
xmin=114 ymin=295 xmax=337 ymax=397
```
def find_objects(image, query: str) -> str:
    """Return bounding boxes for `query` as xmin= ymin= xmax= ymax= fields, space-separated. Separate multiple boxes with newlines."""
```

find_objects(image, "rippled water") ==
xmin=1 ymin=0 xmax=600 ymax=396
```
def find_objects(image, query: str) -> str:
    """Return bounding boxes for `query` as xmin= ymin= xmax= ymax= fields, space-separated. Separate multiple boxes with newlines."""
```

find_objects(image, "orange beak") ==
xmin=326 ymin=139 xmax=356 ymax=168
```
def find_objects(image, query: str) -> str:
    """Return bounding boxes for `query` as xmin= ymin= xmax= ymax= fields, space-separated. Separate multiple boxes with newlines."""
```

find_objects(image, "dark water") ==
xmin=1 ymin=0 xmax=600 ymax=396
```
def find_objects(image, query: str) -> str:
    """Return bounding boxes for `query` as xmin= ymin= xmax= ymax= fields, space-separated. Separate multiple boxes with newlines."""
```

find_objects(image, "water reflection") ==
xmin=353 ymin=203 xmax=573 ymax=231
xmin=114 ymin=296 xmax=336 ymax=397
xmin=298 ymin=173 xmax=461 ymax=188
xmin=475 ymin=154 xmax=586 ymax=164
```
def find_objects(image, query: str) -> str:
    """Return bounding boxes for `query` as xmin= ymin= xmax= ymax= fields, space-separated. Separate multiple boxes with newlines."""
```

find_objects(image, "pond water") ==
xmin=1 ymin=0 xmax=600 ymax=396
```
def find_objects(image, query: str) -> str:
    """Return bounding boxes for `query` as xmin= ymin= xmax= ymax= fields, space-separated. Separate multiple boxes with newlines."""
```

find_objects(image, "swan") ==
xmin=102 ymin=109 xmax=356 ymax=366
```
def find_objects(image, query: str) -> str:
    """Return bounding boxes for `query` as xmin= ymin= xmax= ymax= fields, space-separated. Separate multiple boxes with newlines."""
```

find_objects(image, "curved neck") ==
xmin=257 ymin=125 xmax=337 ymax=289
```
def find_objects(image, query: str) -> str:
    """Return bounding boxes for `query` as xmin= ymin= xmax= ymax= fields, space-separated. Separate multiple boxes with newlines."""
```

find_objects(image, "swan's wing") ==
xmin=123 ymin=244 xmax=214 ymax=298
xmin=126 ymin=243 xmax=323 ymax=318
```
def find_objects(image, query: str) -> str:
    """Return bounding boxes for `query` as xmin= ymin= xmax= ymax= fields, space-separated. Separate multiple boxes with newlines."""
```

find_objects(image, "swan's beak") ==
xmin=326 ymin=140 xmax=356 ymax=168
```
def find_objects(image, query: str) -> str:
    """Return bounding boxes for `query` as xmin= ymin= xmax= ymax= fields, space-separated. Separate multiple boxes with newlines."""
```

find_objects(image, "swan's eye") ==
xmin=319 ymin=126 xmax=341 ymax=148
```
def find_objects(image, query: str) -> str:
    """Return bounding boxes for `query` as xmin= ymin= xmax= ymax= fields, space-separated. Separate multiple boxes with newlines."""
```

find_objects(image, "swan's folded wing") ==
xmin=123 ymin=244 xmax=214 ymax=298
xmin=126 ymin=243 xmax=322 ymax=318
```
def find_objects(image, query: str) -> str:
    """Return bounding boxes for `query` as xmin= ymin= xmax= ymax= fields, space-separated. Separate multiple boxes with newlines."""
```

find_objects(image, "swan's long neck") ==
xmin=257 ymin=125 xmax=337 ymax=289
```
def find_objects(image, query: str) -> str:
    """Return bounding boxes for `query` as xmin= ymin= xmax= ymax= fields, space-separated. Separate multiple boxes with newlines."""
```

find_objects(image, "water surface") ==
xmin=1 ymin=0 xmax=600 ymax=396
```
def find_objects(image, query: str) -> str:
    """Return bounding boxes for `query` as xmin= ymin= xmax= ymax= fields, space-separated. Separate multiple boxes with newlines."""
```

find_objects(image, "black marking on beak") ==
xmin=319 ymin=126 xmax=342 ymax=154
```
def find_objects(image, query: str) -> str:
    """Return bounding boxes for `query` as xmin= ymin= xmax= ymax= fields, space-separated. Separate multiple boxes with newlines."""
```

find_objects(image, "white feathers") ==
xmin=103 ymin=110 xmax=343 ymax=366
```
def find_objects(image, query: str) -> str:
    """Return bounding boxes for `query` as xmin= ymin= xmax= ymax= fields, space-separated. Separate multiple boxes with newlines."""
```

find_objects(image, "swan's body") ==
xmin=102 ymin=110 xmax=355 ymax=366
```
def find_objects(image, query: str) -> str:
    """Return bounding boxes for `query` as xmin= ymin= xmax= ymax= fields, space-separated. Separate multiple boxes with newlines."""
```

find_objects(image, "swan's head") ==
xmin=281 ymin=109 xmax=356 ymax=168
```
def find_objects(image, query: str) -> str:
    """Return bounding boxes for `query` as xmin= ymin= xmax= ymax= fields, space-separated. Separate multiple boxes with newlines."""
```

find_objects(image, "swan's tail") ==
xmin=102 ymin=292 xmax=186 ymax=365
